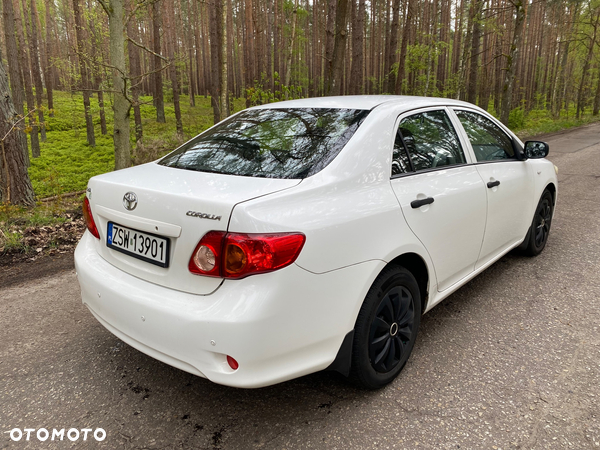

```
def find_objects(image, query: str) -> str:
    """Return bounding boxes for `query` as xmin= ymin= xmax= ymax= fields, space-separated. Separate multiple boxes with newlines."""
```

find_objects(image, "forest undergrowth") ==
xmin=1 ymin=90 xmax=599 ymax=260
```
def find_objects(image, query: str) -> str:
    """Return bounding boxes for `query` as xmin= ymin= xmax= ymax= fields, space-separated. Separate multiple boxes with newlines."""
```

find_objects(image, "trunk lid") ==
xmin=86 ymin=163 xmax=301 ymax=295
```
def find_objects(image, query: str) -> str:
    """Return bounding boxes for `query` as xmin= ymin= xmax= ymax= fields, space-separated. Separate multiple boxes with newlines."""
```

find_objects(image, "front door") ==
xmin=453 ymin=109 xmax=533 ymax=268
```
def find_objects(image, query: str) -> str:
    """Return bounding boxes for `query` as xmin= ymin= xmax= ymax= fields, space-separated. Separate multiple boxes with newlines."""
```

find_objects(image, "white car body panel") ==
xmin=473 ymin=161 xmax=533 ymax=268
xmin=391 ymin=166 xmax=487 ymax=292
xmin=87 ymin=163 xmax=300 ymax=295
xmin=75 ymin=95 xmax=558 ymax=387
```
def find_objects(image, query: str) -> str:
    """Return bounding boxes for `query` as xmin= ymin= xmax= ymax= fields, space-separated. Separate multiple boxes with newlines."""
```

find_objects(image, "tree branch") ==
xmin=127 ymin=37 xmax=168 ymax=61
xmin=96 ymin=0 xmax=110 ymax=15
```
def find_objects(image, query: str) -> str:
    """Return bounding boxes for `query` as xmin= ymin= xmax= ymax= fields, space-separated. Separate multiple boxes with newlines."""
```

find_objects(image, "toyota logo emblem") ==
xmin=123 ymin=192 xmax=138 ymax=211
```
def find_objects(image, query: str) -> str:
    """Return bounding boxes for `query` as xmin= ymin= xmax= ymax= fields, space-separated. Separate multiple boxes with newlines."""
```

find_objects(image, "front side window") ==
xmin=394 ymin=110 xmax=466 ymax=173
xmin=455 ymin=110 xmax=515 ymax=161
xmin=159 ymin=108 xmax=369 ymax=179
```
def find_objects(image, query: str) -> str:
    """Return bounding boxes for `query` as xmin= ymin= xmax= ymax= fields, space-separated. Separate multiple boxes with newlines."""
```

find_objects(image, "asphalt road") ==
xmin=2 ymin=124 xmax=600 ymax=449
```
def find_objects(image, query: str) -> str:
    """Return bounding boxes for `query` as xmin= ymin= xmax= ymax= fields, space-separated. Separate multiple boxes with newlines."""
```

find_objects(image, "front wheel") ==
xmin=351 ymin=266 xmax=421 ymax=389
xmin=523 ymin=190 xmax=554 ymax=256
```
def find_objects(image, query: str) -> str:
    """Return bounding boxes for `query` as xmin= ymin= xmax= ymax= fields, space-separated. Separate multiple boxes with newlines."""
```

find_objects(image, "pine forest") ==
xmin=1 ymin=0 xmax=600 ymax=204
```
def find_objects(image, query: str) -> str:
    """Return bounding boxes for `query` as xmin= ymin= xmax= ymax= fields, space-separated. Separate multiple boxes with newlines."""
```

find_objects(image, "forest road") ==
xmin=1 ymin=123 xmax=600 ymax=449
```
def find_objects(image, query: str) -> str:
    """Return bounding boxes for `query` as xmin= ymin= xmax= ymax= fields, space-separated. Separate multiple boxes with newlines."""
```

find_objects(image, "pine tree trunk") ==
xmin=73 ymin=0 xmax=96 ymax=147
xmin=127 ymin=3 xmax=143 ymax=143
xmin=500 ymin=0 xmax=525 ymax=126
xmin=324 ymin=0 xmax=336 ymax=91
xmin=107 ymin=0 xmax=131 ymax=170
xmin=328 ymin=0 xmax=349 ymax=95
xmin=209 ymin=0 xmax=221 ymax=122
xmin=466 ymin=0 xmax=483 ymax=104
xmin=90 ymin=41 xmax=108 ymax=135
xmin=436 ymin=0 xmax=450 ymax=94
xmin=593 ymin=63 xmax=600 ymax=116
xmin=29 ymin=0 xmax=47 ymax=142
xmin=395 ymin=0 xmax=413 ymax=94
xmin=244 ymin=0 xmax=255 ymax=105
xmin=284 ymin=0 xmax=298 ymax=95
xmin=165 ymin=0 xmax=183 ymax=134
xmin=2 ymin=0 xmax=29 ymax=166
xmin=15 ymin=0 xmax=40 ymax=158
xmin=220 ymin=0 xmax=228 ymax=118
xmin=385 ymin=0 xmax=400 ymax=94
xmin=0 ymin=58 xmax=34 ymax=205
xmin=44 ymin=0 xmax=54 ymax=116
xmin=576 ymin=9 xmax=600 ymax=119
xmin=152 ymin=0 xmax=166 ymax=123
xmin=350 ymin=0 xmax=365 ymax=95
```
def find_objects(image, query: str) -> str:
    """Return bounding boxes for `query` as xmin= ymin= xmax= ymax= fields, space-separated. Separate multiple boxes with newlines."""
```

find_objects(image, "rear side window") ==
xmin=159 ymin=108 xmax=369 ymax=179
xmin=455 ymin=110 xmax=515 ymax=161
xmin=393 ymin=110 xmax=465 ymax=174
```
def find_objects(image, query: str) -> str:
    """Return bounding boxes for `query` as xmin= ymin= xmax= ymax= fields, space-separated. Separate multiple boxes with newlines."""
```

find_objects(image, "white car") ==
xmin=75 ymin=96 xmax=557 ymax=389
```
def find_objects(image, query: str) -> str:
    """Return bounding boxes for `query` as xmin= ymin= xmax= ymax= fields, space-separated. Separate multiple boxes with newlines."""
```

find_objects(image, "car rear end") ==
xmin=75 ymin=104 xmax=378 ymax=387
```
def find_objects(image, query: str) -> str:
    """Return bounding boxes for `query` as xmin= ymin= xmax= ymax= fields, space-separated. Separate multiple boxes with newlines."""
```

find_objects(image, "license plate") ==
xmin=107 ymin=222 xmax=170 ymax=268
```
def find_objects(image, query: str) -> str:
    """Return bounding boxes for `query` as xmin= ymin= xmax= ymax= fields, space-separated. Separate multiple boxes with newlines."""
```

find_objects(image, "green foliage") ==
xmin=26 ymin=90 xmax=245 ymax=199
xmin=508 ymin=106 xmax=526 ymax=129
xmin=513 ymin=107 xmax=600 ymax=138
xmin=246 ymin=72 xmax=305 ymax=106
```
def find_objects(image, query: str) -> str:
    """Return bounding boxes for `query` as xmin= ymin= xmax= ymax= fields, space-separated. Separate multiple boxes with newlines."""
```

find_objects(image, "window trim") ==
xmin=449 ymin=107 xmax=524 ymax=164
xmin=390 ymin=163 xmax=471 ymax=180
xmin=390 ymin=106 xmax=470 ymax=178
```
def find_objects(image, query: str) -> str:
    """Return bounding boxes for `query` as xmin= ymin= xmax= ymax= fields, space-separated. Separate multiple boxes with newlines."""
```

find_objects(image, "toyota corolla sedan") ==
xmin=75 ymin=96 xmax=557 ymax=389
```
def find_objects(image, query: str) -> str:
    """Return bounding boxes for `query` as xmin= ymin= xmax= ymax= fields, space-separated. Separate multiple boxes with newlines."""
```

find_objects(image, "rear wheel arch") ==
xmin=326 ymin=252 xmax=430 ymax=380
xmin=388 ymin=253 xmax=430 ymax=314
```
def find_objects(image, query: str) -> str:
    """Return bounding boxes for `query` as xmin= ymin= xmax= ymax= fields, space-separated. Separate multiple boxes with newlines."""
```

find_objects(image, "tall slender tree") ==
xmin=2 ymin=0 xmax=28 ymax=165
xmin=0 ymin=57 xmax=34 ymax=205
xmin=73 ymin=0 xmax=96 ymax=147
xmin=151 ymin=0 xmax=166 ymax=123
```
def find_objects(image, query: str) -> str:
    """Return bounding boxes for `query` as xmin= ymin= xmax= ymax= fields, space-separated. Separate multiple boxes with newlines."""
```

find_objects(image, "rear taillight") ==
xmin=82 ymin=197 xmax=100 ymax=239
xmin=189 ymin=232 xmax=306 ymax=279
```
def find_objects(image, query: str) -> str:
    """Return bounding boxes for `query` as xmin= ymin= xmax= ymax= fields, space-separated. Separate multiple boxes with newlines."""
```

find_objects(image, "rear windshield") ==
xmin=159 ymin=108 xmax=369 ymax=179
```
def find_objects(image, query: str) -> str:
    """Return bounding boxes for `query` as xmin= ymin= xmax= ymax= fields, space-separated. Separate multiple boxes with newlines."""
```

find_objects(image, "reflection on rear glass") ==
xmin=159 ymin=108 xmax=369 ymax=179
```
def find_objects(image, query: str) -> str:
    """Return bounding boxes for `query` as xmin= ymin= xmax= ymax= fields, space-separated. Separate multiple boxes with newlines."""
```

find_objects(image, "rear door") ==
xmin=390 ymin=108 xmax=487 ymax=292
xmin=451 ymin=109 xmax=533 ymax=268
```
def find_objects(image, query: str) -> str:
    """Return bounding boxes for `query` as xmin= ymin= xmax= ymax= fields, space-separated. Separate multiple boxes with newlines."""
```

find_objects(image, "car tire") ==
xmin=523 ymin=190 xmax=554 ymax=256
xmin=351 ymin=265 xmax=421 ymax=389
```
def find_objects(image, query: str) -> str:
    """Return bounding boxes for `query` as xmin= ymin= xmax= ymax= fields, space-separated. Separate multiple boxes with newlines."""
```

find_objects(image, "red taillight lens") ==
xmin=82 ymin=197 xmax=100 ymax=239
xmin=189 ymin=232 xmax=305 ymax=279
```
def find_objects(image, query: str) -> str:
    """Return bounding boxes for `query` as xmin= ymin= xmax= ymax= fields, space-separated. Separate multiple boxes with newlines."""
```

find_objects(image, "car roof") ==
xmin=249 ymin=95 xmax=478 ymax=112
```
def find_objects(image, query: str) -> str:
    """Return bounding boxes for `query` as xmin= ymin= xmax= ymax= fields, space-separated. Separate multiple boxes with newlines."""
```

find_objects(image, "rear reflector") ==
xmin=189 ymin=231 xmax=305 ymax=279
xmin=227 ymin=355 xmax=239 ymax=370
xmin=83 ymin=197 xmax=100 ymax=239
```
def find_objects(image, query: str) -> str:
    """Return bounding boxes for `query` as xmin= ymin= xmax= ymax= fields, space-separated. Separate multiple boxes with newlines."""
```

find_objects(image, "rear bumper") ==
xmin=74 ymin=232 xmax=383 ymax=388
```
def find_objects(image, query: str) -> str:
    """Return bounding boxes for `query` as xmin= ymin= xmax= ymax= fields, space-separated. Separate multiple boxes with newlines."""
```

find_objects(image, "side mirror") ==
xmin=524 ymin=141 xmax=549 ymax=159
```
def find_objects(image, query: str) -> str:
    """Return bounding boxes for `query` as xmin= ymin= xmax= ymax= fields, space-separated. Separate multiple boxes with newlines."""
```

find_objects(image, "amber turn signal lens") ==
xmin=225 ymin=244 xmax=247 ymax=274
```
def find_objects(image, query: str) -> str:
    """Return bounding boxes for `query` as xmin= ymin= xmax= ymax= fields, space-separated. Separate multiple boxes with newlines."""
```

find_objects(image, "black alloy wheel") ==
xmin=351 ymin=265 xmax=421 ymax=389
xmin=368 ymin=285 xmax=414 ymax=373
xmin=524 ymin=190 xmax=554 ymax=256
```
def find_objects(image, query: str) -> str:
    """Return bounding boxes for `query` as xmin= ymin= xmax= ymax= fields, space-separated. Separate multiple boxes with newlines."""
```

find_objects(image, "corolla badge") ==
xmin=123 ymin=192 xmax=138 ymax=211
xmin=186 ymin=211 xmax=222 ymax=221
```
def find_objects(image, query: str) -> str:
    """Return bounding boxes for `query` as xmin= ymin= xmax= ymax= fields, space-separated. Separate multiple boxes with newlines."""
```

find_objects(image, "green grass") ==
xmin=23 ymin=91 xmax=600 ymax=200
xmin=28 ymin=91 xmax=245 ymax=198
xmin=514 ymin=107 xmax=600 ymax=139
